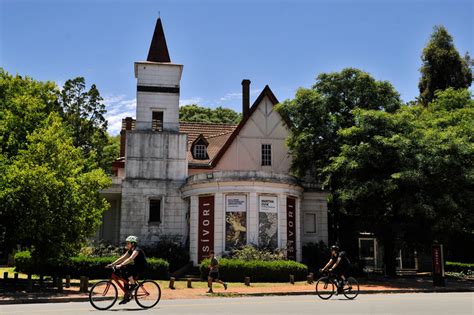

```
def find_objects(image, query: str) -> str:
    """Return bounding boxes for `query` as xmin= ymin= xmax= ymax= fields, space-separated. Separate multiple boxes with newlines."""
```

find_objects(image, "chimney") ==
xmin=120 ymin=117 xmax=134 ymax=157
xmin=242 ymin=79 xmax=251 ymax=117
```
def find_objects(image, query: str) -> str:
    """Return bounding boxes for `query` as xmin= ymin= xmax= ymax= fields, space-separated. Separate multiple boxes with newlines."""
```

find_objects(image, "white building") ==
xmin=99 ymin=18 xmax=329 ymax=265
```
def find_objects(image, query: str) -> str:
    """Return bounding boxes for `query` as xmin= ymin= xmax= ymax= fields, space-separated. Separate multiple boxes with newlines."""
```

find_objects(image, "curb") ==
xmin=1 ymin=288 xmax=472 ymax=305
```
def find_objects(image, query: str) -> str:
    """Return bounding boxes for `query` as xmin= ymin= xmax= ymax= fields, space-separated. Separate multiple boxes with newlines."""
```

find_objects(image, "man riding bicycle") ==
xmin=107 ymin=235 xmax=147 ymax=305
xmin=320 ymin=245 xmax=350 ymax=294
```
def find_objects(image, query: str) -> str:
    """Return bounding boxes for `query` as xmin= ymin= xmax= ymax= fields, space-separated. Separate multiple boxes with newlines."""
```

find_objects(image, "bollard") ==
xmin=65 ymin=275 xmax=71 ymax=288
xmin=57 ymin=278 xmax=63 ymax=293
xmin=187 ymin=279 xmax=192 ymax=288
xmin=3 ymin=272 xmax=8 ymax=280
xmin=27 ymin=274 xmax=33 ymax=292
xmin=39 ymin=275 xmax=44 ymax=288
xmin=169 ymin=277 xmax=175 ymax=290
xmin=80 ymin=276 xmax=89 ymax=293
xmin=52 ymin=276 xmax=58 ymax=289
xmin=290 ymin=274 xmax=295 ymax=284
xmin=13 ymin=273 xmax=19 ymax=290
xmin=307 ymin=273 xmax=314 ymax=284
xmin=244 ymin=277 xmax=250 ymax=286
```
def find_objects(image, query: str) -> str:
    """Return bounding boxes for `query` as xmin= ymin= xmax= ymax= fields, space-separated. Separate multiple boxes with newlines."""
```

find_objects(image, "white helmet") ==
xmin=125 ymin=235 xmax=138 ymax=243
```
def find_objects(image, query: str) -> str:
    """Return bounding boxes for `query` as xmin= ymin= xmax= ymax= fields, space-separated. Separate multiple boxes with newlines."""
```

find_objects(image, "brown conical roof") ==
xmin=147 ymin=18 xmax=171 ymax=62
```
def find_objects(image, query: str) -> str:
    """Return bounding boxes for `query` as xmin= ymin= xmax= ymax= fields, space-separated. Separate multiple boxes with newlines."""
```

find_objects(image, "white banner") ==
xmin=259 ymin=196 xmax=278 ymax=213
xmin=226 ymin=195 xmax=247 ymax=212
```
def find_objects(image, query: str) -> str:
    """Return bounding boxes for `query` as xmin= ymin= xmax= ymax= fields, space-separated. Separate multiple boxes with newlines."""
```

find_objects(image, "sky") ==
xmin=1 ymin=0 xmax=473 ymax=134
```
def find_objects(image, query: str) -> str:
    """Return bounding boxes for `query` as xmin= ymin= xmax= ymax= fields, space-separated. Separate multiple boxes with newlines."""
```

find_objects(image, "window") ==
xmin=359 ymin=238 xmax=376 ymax=260
xmin=152 ymin=111 xmax=163 ymax=131
xmin=261 ymin=144 xmax=272 ymax=166
xmin=193 ymin=144 xmax=207 ymax=160
xmin=149 ymin=199 xmax=161 ymax=223
xmin=304 ymin=213 xmax=317 ymax=233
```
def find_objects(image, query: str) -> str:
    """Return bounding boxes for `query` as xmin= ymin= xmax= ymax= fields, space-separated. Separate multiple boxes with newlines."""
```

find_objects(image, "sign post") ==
xmin=432 ymin=243 xmax=445 ymax=286
xmin=198 ymin=195 xmax=215 ymax=263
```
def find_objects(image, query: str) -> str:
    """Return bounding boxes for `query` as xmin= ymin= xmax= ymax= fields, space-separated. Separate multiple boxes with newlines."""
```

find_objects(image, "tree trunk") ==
xmin=380 ymin=227 xmax=398 ymax=277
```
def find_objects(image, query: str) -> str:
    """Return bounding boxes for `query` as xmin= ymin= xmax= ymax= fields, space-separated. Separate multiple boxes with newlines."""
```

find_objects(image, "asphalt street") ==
xmin=0 ymin=293 xmax=472 ymax=315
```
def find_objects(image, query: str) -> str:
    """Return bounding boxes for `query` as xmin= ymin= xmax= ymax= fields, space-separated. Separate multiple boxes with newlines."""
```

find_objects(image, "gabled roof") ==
xmin=192 ymin=85 xmax=284 ymax=169
xmin=179 ymin=122 xmax=238 ymax=166
xmin=147 ymin=18 xmax=171 ymax=62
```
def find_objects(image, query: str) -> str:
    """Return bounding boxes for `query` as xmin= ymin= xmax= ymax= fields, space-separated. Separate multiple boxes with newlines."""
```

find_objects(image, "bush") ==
xmin=446 ymin=262 xmax=474 ymax=275
xmin=230 ymin=245 xmax=286 ymax=261
xmin=79 ymin=241 xmax=122 ymax=257
xmin=200 ymin=258 xmax=308 ymax=282
xmin=14 ymin=250 xmax=169 ymax=279
xmin=142 ymin=235 xmax=190 ymax=272
xmin=302 ymin=241 xmax=330 ymax=271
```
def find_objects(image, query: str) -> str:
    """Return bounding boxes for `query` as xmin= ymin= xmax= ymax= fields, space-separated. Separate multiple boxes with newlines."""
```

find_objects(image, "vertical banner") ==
xmin=432 ymin=243 xmax=445 ymax=286
xmin=198 ymin=195 xmax=214 ymax=263
xmin=225 ymin=195 xmax=247 ymax=251
xmin=287 ymin=197 xmax=296 ymax=260
xmin=258 ymin=196 xmax=278 ymax=249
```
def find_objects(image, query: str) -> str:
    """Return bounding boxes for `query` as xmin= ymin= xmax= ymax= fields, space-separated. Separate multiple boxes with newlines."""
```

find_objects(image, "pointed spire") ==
xmin=147 ymin=18 xmax=171 ymax=63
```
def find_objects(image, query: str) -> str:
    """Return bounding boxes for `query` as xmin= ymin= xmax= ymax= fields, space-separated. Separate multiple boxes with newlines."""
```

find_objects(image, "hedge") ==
xmin=200 ymin=258 xmax=308 ymax=282
xmin=14 ymin=251 xmax=169 ymax=280
xmin=446 ymin=262 xmax=473 ymax=274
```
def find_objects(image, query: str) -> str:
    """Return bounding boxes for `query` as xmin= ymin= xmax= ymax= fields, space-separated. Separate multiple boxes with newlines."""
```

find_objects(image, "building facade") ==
xmin=99 ymin=18 xmax=329 ymax=265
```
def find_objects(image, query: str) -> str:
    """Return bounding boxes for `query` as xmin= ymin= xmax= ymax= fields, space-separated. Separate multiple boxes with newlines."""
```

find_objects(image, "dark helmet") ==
xmin=330 ymin=245 xmax=339 ymax=252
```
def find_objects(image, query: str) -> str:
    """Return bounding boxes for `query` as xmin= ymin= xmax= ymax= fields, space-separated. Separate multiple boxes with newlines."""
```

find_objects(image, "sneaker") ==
xmin=224 ymin=283 xmax=228 ymax=290
xmin=119 ymin=296 xmax=131 ymax=305
xmin=207 ymin=289 xmax=214 ymax=294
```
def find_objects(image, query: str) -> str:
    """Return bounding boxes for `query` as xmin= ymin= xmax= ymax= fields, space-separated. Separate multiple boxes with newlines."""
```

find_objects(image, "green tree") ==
xmin=0 ymin=114 xmax=111 ymax=266
xmin=179 ymin=104 xmax=241 ymax=124
xmin=58 ymin=77 xmax=109 ymax=170
xmin=0 ymin=69 xmax=59 ymax=160
xmin=419 ymin=26 xmax=472 ymax=104
xmin=327 ymin=89 xmax=474 ymax=272
xmin=276 ymin=68 xmax=402 ymax=183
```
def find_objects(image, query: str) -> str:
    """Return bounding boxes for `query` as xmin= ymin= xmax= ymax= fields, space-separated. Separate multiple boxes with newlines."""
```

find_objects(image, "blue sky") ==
xmin=1 ymin=0 xmax=473 ymax=134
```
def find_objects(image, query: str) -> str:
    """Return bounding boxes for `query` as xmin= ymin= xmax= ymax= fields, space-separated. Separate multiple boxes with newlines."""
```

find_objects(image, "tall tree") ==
xmin=327 ymin=88 xmax=474 ymax=271
xmin=0 ymin=113 xmax=111 ymax=265
xmin=179 ymin=104 xmax=241 ymax=124
xmin=58 ymin=77 xmax=109 ymax=169
xmin=419 ymin=26 xmax=472 ymax=104
xmin=0 ymin=69 xmax=59 ymax=160
xmin=276 ymin=68 xmax=402 ymax=183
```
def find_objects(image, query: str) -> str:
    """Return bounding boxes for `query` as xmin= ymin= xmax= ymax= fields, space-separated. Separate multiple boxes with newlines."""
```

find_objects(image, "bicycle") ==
xmin=315 ymin=270 xmax=359 ymax=300
xmin=89 ymin=266 xmax=161 ymax=310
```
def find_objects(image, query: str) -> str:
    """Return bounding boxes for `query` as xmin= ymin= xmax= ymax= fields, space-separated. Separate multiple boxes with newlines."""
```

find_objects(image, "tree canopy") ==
xmin=179 ymin=104 xmax=241 ymax=124
xmin=419 ymin=26 xmax=472 ymax=104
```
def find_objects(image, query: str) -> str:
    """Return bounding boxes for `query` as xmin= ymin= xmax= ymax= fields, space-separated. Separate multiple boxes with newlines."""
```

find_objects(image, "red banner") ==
xmin=198 ymin=195 xmax=214 ymax=263
xmin=287 ymin=197 xmax=296 ymax=260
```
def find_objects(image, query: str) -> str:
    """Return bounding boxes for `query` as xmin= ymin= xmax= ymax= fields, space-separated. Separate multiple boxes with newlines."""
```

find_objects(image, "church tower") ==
xmin=134 ymin=18 xmax=183 ymax=131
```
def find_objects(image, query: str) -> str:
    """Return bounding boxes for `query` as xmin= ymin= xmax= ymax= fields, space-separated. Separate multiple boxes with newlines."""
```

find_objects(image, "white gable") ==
xmin=214 ymin=94 xmax=291 ymax=173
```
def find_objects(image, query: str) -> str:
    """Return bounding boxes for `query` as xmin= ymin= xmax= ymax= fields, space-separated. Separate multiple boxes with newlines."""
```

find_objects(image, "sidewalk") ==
xmin=1 ymin=277 xmax=472 ymax=305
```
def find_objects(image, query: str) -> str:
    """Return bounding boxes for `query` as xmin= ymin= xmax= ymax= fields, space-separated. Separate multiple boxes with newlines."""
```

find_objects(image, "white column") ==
xmin=278 ymin=194 xmax=287 ymax=249
xmin=296 ymin=197 xmax=302 ymax=262
xmin=189 ymin=195 xmax=199 ymax=265
xmin=214 ymin=193 xmax=224 ymax=256
xmin=248 ymin=192 xmax=258 ymax=245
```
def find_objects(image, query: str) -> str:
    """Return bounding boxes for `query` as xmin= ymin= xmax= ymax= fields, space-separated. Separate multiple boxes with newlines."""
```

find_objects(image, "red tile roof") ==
xmin=179 ymin=122 xmax=238 ymax=166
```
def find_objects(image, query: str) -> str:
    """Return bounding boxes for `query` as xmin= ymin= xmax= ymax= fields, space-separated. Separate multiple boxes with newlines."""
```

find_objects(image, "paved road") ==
xmin=1 ymin=293 xmax=473 ymax=314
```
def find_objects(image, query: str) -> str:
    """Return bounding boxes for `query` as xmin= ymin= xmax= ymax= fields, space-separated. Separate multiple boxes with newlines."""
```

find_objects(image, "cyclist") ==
xmin=207 ymin=250 xmax=228 ymax=293
xmin=320 ymin=245 xmax=350 ymax=294
xmin=107 ymin=235 xmax=147 ymax=304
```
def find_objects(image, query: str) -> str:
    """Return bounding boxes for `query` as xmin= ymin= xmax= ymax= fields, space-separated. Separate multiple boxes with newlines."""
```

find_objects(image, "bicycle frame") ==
xmin=103 ymin=268 xmax=151 ymax=298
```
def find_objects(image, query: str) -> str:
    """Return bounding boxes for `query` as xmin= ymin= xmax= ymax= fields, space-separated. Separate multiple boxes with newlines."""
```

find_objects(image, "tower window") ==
xmin=193 ymin=144 xmax=207 ymax=160
xmin=149 ymin=199 xmax=161 ymax=223
xmin=152 ymin=111 xmax=163 ymax=131
xmin=261 ymin=144 xmax=272 ymax=166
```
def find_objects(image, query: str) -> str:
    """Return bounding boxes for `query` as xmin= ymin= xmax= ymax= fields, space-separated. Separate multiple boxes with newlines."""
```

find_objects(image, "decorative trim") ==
xmin=137 ymin=85 xmax=180 ymax=93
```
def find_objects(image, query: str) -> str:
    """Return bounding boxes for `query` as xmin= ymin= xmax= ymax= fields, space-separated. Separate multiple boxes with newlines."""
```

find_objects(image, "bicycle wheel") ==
xmin=315 ymin=277 xmax=335 ymax=300
xmin=343 ymin=277 xmax=359 ymax=300
xmin=89 ymin=280 xmax=118 ymax=310
xmin=135 ymin=280 xmax=161 ymax=309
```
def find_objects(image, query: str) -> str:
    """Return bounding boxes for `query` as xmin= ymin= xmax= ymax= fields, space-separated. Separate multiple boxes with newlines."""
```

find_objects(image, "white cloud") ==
xmin=179 ymin=97 xmax=202 ymax=106
xmin=219 ymin=88 xmax=261 ymax=102
xmin=103 ymin=95 xmax=136 ymax=135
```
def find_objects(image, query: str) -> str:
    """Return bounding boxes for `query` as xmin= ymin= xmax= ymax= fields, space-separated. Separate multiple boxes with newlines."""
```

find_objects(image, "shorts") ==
xmin=120 ymin=264 xmax=145 ymax=279
xmin=208 ymin=270 xmax=220 ymax=281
